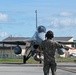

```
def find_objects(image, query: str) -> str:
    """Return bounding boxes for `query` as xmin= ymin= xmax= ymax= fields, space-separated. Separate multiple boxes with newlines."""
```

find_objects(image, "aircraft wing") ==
xmin=0 ymin=37 xmax=34 ymax=46
xmin=58 ymin=41 xmax=76 ymax=44
xmin=0 ymin=41 xmax=26 ymax=45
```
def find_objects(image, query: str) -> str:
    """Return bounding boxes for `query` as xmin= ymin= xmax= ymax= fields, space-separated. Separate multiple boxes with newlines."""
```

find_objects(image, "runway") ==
xmin=0 ymin=62 xmax=76 ymax=75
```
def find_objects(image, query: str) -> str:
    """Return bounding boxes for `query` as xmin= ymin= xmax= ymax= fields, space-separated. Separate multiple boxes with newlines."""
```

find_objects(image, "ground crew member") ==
xmin=40 ymin=30 xmax=70 ymax=75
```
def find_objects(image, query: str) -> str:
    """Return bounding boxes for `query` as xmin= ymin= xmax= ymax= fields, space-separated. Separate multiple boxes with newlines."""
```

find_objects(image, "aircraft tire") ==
xmin=23 ymin=56 xmax=26 ymax=64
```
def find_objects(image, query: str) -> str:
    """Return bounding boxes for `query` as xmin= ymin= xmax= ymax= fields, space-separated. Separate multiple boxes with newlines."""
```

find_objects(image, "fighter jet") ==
xmin=0 ymin=25 xmax=46 ymax=64
xmin=0 ymin=10 xmax=46 ymax=64
xmin=0 ymin=25 xmax=76 ymax=64
xmin=0 ymin=10 xmax=76 ymax=64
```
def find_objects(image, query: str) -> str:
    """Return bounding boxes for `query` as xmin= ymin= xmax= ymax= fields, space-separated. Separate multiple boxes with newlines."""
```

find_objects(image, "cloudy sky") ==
xmin=0 ymin=0 xmax=76 ymax=40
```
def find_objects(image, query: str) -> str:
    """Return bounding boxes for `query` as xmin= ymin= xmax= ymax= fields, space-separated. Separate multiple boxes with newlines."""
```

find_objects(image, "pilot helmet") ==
xmin=45 ymin=30 xmax=54 ymax=39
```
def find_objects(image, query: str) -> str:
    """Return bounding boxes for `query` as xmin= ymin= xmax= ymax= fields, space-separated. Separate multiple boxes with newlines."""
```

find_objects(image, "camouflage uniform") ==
xmin=41 ymin=39 xmax=69 ymax=75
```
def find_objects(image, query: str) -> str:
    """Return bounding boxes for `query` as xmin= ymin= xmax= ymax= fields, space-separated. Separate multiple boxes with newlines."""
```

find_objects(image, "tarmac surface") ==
xmin=0 ymin=62 xmax=76 ymax=75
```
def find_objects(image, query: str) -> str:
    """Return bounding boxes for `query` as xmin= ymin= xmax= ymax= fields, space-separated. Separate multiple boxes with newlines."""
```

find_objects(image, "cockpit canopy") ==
xmin=37 ymin=26 xmax=46 ymax=33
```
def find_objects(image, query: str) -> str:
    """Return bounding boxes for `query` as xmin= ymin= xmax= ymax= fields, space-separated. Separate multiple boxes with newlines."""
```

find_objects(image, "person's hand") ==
xmin=69 ymin=47 xmax=76 ymax=50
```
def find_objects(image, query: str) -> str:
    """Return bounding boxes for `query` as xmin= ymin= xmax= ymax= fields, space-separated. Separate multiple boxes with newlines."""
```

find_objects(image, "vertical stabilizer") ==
xmin=35 ymin=10 xmax=38 ymax=31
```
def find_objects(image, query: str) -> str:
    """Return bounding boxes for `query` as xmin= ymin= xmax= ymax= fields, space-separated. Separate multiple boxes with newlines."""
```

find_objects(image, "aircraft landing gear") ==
xmin=23 ymin=55 xmax=27 ymax=64
xmin=23 ymin=51 xmax=33 ymax=64
xmin=39 ymin=59 xmax=42 ymax=64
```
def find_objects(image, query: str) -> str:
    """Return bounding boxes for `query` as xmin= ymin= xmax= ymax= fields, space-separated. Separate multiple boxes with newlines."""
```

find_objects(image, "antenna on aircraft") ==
xmin=35 ymin=10 xmax=38 ymax=30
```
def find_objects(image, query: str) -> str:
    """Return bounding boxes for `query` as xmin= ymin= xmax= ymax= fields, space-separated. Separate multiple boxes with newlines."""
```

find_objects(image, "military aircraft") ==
xmin=0 ymin=10 xmax=76 ymax=64
xmin=0 ymin=10 xmax=47 ymax=64
xmin=0 ymin=25 xmax=76 ymax=64
xmin=0 ymin=25 xmax=46 ymax=64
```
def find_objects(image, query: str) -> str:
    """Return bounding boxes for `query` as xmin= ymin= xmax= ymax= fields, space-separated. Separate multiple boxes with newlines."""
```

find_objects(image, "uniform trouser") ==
xmin=43 ymin=61 xmax=57 ymax=75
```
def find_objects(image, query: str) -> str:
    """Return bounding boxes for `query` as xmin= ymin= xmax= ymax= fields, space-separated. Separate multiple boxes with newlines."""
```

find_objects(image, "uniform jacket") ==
xmin=41 ymin=39 xmax=69 ymax=62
